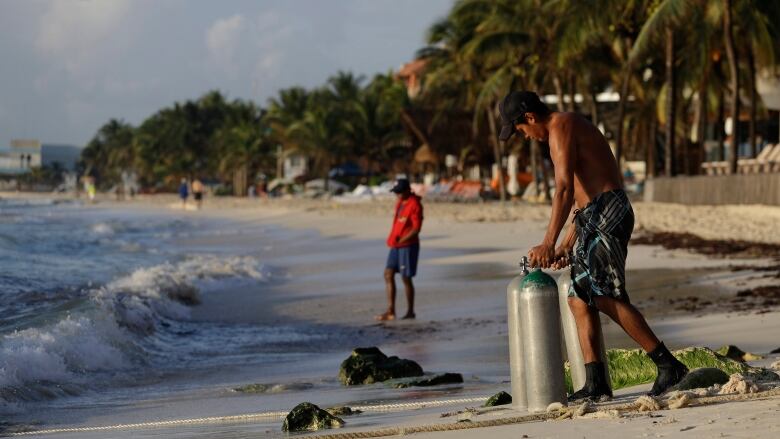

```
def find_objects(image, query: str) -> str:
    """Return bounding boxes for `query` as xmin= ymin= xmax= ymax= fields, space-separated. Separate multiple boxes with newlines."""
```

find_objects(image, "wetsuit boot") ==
xmin=568 ymin=361 xmax=612 ymax=402
xmin=648 ymin=342 xmax=689 ymax=396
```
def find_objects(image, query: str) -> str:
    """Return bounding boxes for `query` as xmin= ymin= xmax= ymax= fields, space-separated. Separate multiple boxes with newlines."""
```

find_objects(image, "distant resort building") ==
xmin=0 ymin=139 xmax=81 ymax=174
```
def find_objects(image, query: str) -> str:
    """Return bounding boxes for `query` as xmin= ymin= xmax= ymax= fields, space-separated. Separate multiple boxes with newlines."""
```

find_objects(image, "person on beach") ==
xmin=178 ymin=178 xmax=189 ymax=208
xmin=499 ymin=91 xmax=689 ymax=401
xmin=376 ymin=178 xmax=423 ymax=321
xmin=192 ymin=178 xmax=204 ymax=209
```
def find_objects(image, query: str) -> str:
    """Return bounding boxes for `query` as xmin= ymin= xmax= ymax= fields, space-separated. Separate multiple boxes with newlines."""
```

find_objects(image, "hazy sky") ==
xmin=0 ymin=0 xmax=452 ymax=148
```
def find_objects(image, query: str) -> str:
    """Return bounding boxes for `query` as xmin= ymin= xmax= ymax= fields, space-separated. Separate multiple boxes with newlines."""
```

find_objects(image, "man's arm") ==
xmin=528 ymin=116 xmax=576 ymax=268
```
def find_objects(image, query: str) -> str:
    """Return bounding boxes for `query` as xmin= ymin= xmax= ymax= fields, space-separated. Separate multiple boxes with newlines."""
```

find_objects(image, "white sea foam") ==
xmin=0 ymin=255 xmax=269 ymax=401
xmin=90 ymin=222 xmax=116 ymax=236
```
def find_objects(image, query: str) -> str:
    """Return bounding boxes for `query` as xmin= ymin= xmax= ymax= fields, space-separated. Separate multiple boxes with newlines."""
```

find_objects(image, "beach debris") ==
xmin=388 ymin=372 xmax=463 ymax=388
xmin=771 ymin=360 xmax=780 ymax=370
xmin=325 ymin=406 xmax=361 ymax=417
xmin=586 ymin=347 xmax=772 ymax=392
xmin=718 ymin=373 xmax=759 ymax=395
xmin=484 ymin=391 xmax=512 ymax=407
xmin=582 ymin=409 xmax=621 ymax=419
xmin=716 ymin=345 xmax=763 ymax=362
xmin=233 ymin=382 xmax=313 ymax=393
xmin=635 ymin=395 xmax=662 ymax=412
xmin=555 ymin=400 xmax=592 ymax=419
xmin=545 ymin=402 xmax=564 ymax=412
xmin=667 ymin=392 xmax=693 ymax=409
xmin=670 ymin=367 xmax=729 ymax=391
xmin=338 ymin=347 xmax=423 ymax=385
xmin=282 ymin=402 xmax=345 ymax=432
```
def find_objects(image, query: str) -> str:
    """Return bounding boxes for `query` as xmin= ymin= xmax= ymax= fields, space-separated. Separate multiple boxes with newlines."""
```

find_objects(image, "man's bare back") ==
xmin=547 ymin=112 xmax=623 ymax=208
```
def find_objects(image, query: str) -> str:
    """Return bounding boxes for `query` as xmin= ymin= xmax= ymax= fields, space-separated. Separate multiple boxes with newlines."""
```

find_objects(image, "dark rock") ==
xmin=388 ymin=373 xmax=464 ymax=388
xmin=770 ymin=347 xmax=780 ymax=354
xmin=325 ymin=406 xmax=361 ymax=416
xmin=670 ymin=367 xmax=729 ymax=391
xmin=483 ymin=391 xmax=512 ymax=407
xmin=281 ymin=402 xmax=344 ymax=432
xmin=716 ymin=345 xmax=763 ymax=362
xmin=339 ymin=347 xmax=423 ymax=385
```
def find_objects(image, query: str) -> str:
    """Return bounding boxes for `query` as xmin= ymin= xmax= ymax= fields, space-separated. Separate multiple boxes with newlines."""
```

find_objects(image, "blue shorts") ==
xmin=386 ymin=243 xmax=420 ymax=278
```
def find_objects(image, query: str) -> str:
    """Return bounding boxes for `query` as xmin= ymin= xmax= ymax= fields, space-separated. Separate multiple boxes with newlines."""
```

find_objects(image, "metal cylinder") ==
xmin=519 ymin=269 xmax=567 ymax=413
xmin=557 ymin=268 xmax=610 ymax=392
xmin=506 ymin=258 xmax=529 ymax=410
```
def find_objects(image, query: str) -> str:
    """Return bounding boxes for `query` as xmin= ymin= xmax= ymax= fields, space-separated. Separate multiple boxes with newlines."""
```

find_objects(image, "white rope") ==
xmin=9 ymin=396 xmax=489 ymax=436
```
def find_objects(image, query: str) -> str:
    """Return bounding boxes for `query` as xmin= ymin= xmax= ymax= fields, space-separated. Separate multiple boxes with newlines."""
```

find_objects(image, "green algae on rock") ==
xmin=483 ymin=391 xmax=512 ymax=407
xmin=387 ymin=372 xmax=463 ymax=388
xmin=339 ymin=347 xmax=423 ymax=385
xmin=282 ymin=402 xmax=345 ymax=432
xmin=325 ymin=406 xmax=361 ymax=416
xmin=716 ymin=345 xmax=763 ymax=362
xmin=564 ymin=347 xmax=778 ymax=393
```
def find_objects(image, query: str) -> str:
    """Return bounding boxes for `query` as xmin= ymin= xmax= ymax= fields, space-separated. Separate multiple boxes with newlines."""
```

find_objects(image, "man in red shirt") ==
xmin=376 ymin=178 xmax=423 ymax=321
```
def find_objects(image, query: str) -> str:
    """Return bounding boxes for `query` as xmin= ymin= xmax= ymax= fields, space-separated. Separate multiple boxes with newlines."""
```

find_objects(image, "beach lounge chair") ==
xmin=701 ymin=143 xmax=778 ymax=175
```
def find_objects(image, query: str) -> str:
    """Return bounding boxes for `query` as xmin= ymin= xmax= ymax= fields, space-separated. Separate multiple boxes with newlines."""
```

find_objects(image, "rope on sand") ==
xmin=8 ymin=396 xmax=489 ymax=436
xmin=310 ymin=386 xmax=780 ymax=439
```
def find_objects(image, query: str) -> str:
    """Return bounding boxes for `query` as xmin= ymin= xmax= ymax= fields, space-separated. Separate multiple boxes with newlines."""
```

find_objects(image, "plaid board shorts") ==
xmin=569 ymin=189 xmax=634 ymax=306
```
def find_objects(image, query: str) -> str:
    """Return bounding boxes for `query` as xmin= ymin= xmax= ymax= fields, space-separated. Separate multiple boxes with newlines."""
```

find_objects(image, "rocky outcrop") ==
xmin=387 ymin=373 xmax=463 ymax=388
xmin=282 ymin=402 xmax=344 ymax=432
xmin=670 ymin=367 xmax=729 ymax=391
xmin=339 ymin=347 xmax=423 ymax=385
xmin=483 ymin=391 xmax=512 ymax=407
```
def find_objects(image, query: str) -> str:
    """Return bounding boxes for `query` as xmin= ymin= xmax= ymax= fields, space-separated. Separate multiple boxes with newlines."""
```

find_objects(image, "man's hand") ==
xmin=550 ymin=246 xmax=571 ymax=270
xmin=528 ymin=243 xmax=555 ymax=268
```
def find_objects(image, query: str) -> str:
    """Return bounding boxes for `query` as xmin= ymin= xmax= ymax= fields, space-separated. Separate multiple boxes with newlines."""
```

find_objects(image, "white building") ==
xmin=0 ymin=139 xmax=81 ymax=174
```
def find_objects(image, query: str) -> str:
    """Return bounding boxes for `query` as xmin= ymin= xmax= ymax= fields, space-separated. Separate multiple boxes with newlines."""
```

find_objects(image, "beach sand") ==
xmin=3 ymin=192 xmax=780 ymax=438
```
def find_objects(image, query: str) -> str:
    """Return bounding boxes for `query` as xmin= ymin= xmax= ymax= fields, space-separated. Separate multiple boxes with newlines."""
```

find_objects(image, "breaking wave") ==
xmin=0 ymin=255 xmax=270 ymax=403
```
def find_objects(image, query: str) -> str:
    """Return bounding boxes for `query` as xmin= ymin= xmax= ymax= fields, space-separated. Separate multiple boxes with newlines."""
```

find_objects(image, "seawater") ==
xmin=0 ymin=198 xmax=325 ymax=413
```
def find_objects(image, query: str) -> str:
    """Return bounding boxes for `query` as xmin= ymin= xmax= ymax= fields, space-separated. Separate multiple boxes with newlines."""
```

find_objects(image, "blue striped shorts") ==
xmin=569 ymin=189 xmax=634 ymax=306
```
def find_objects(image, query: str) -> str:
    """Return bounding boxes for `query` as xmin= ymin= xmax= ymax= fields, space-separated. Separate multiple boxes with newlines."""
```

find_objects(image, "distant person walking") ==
xmin=178 ymin=178 xmax=189 ymax=208
xmin=499 ymin=91 xmax=689 ymax=401
xmin=192 ymin=178 xmax=204 ymax=209
xmin=376 ymin=178 xmax=423 ymax=321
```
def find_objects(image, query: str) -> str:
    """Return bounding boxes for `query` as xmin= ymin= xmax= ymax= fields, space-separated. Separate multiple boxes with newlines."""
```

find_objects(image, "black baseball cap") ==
xmin=390 ymin=178 xmax=411 ymax=194
xmin=498 ymin=91 xmax=545 ymax=141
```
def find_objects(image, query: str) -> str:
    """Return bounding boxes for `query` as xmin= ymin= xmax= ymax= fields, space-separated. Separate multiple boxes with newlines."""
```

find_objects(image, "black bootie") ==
xmin=567 ymin=361 xmax=612 ymax=402
xmin=647 ymin=342 xmax=688 ymax=396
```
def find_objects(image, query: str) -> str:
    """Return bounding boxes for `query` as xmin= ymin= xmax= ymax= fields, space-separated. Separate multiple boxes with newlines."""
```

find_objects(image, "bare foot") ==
xmin=375 ymin=311 xmax=396 ymax=321
xmin=401 ymin=312 xmax=416 ymax=320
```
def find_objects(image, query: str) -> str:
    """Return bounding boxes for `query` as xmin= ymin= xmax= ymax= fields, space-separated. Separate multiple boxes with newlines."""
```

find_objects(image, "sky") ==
xmin=0 ymin=0 xmax=452 ymax=148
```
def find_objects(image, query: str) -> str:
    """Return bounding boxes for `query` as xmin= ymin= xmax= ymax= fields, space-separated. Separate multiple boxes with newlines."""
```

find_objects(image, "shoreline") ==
xmin=3 ymin=192 xmax=780 ymax=438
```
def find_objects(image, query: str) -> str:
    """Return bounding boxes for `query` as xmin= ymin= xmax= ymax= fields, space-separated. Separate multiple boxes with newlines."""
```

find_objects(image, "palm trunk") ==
xmin=724 ymin=0 xmax=740 ymax=173
xmin=400 ymin=109 xmax=429 ymax=145
xmin=487 ymin=105 xmax=506 ymax=203
xmin=647 ymin=110 xmax=657 ymax=178
xmin=664 ymin=27 xmax=677 ymax=177
xmin=747 ymin=44 xmax=757 ymax=157
xmin=616 ymin=64 xmax=632 ymax=164
xmin=553 ymin=75 xmax=566 ymax=112
xmin=717 ymin=84 xmax=725 ymax=161
xmin=589 ymin=86 xmax=599 ymax=126
xmin=567 ymin=73 xmax=576 ymax=112
xmin=694 ymin=84 xmax=707 ymax=174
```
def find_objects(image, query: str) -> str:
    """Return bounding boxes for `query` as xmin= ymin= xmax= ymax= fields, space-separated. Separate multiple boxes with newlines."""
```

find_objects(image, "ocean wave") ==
xmin=0 ymin=255 xmax=269 ymax=403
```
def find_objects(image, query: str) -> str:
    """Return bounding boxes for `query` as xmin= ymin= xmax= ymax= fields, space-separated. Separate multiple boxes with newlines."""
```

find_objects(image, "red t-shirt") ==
xmin=387 ymin=194 xmax=423 ymax=248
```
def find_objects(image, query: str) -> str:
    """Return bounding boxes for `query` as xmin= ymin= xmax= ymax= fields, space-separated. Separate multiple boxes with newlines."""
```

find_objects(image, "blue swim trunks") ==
xmin=386 ymin=243 xmax=420 ymax=278
xmin=569 ymin=189 xmax=634 ymax=306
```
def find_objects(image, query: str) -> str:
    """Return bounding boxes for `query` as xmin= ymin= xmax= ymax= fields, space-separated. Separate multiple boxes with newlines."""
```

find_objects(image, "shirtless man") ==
xmin=498 ymin=91 xmax=688 ymax=401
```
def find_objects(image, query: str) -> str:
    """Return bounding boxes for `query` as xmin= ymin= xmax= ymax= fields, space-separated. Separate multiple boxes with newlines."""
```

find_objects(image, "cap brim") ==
xmin=498 ymin=124 xmax=515 ymax=141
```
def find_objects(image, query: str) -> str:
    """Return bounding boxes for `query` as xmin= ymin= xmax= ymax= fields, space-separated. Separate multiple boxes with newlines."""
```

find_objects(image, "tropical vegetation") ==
xmin=80 ymin=0 xmax=780 ymax=196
